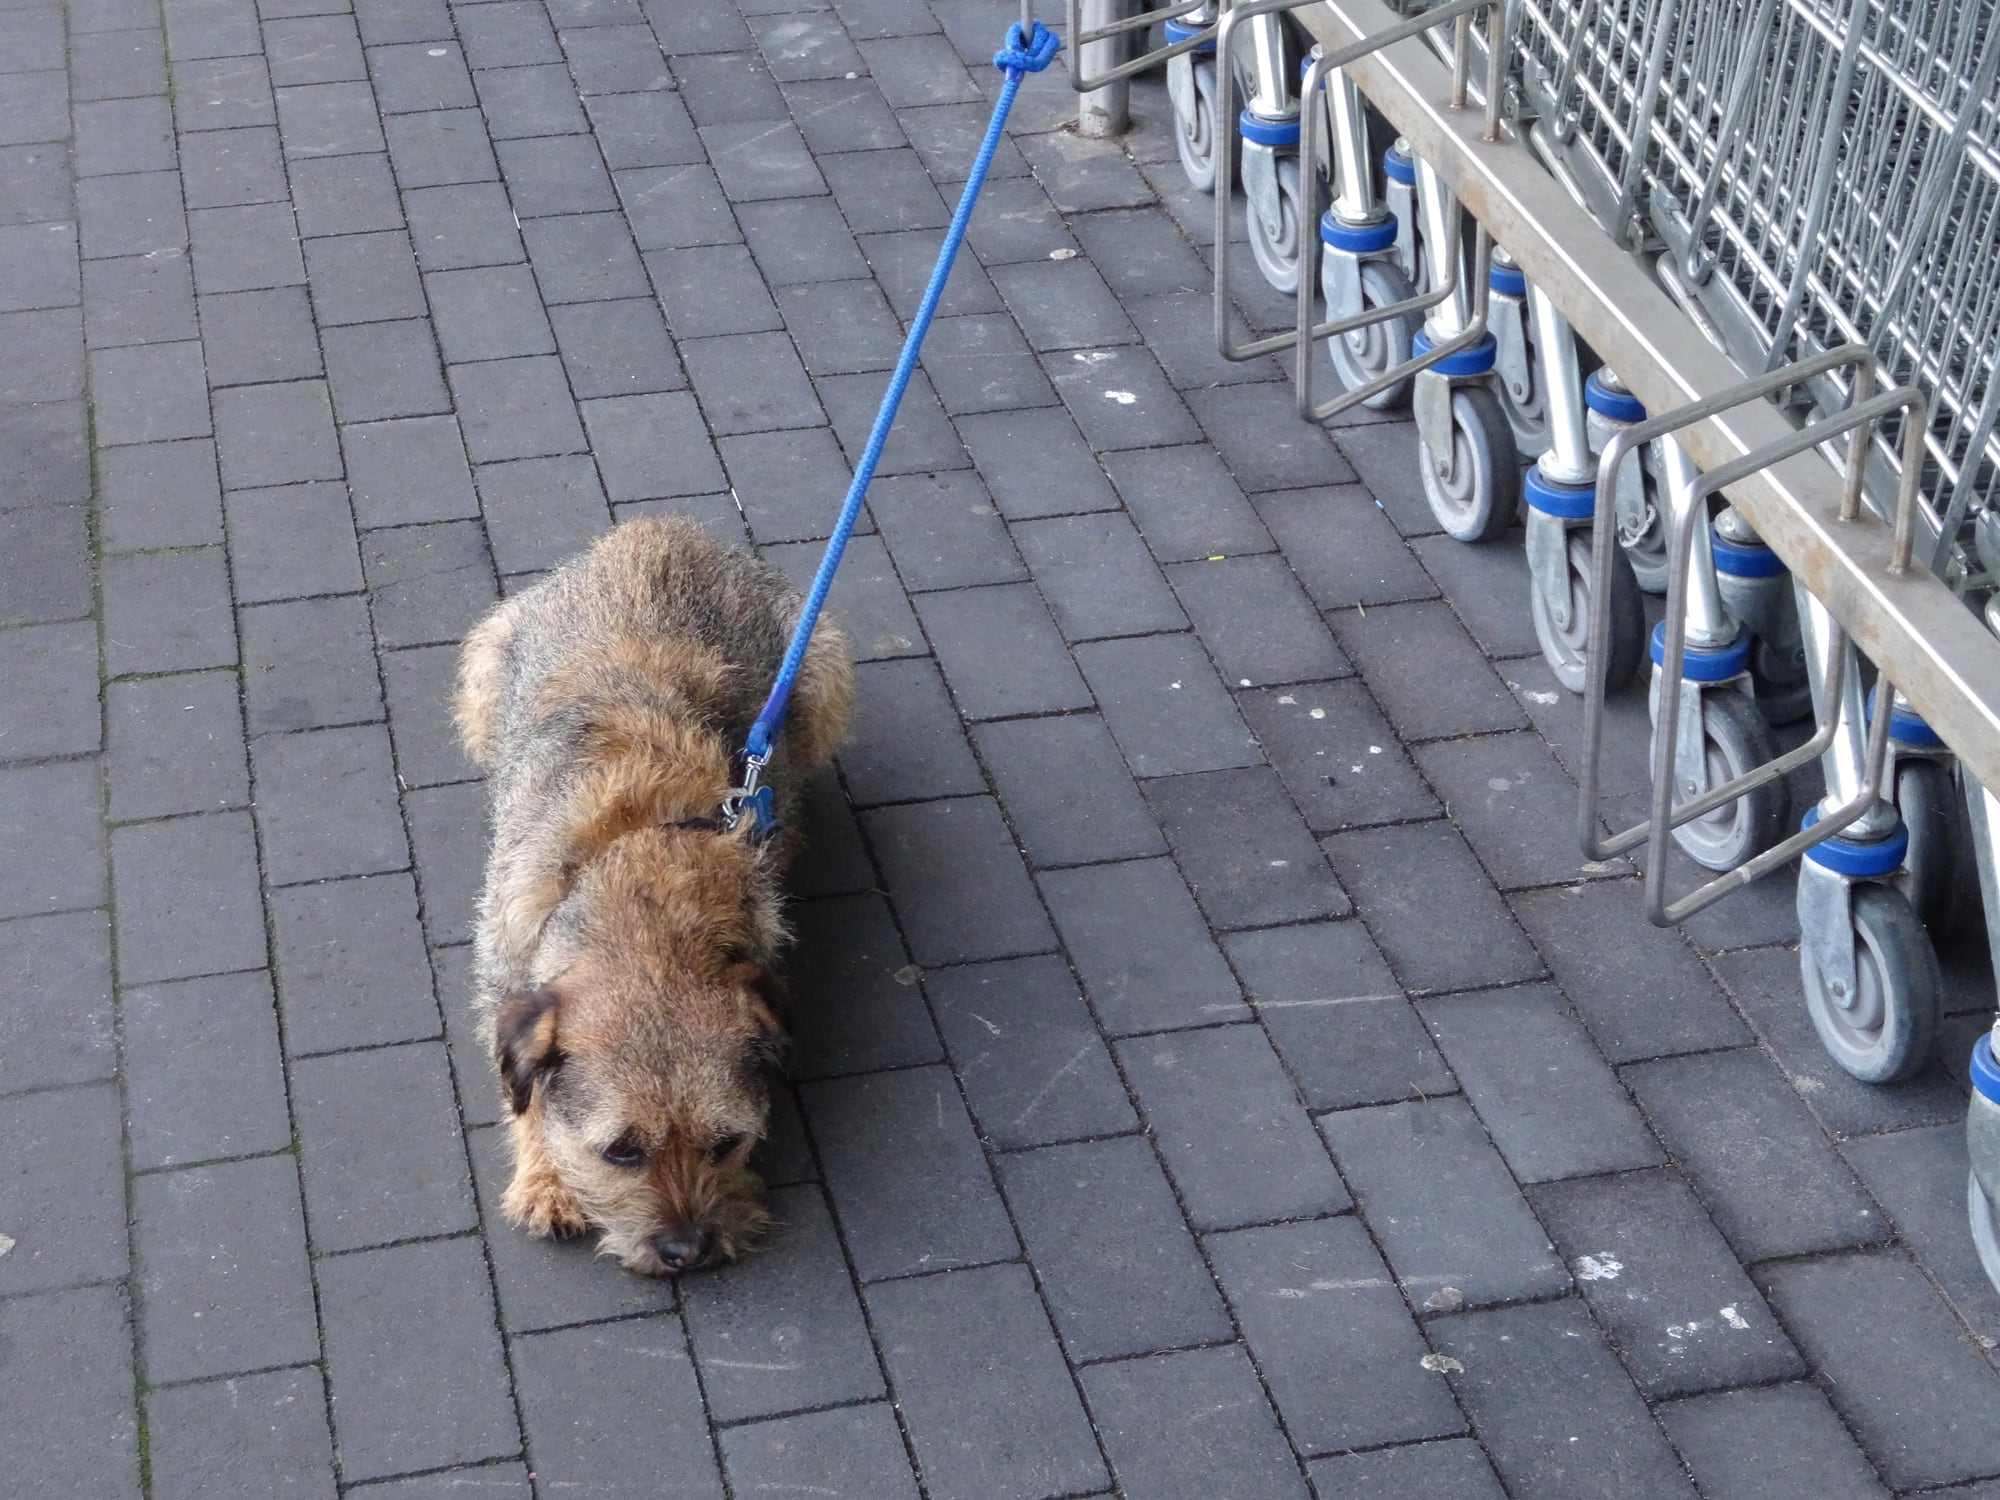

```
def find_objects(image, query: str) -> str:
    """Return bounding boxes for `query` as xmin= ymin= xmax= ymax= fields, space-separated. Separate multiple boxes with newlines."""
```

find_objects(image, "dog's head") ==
xmin=495 ymin=956 xmax=790 ymax=1277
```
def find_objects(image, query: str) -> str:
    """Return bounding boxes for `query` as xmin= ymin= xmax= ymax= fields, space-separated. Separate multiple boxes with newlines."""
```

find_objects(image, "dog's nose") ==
xmin=652 ymin=1228 xmax=711 ymax=1272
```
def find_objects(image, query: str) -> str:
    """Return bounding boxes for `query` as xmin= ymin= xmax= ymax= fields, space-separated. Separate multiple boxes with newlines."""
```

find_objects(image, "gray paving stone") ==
xmin=198 ymin=286 xmax=323 ymax=386
xmin=0 ymin=760 xmax=102 ymax=920
xmin=1320 ymin=1096 xmax=1568 ymax=1307
xmin=1323 ymin=821 xmax=1544 ymax=994
xmin=912 ymin=315 xmax=1049 ymax=422
xmin=715 ymin=425 xmax=853 ymax=544
xmin=303 ymin=230 xmax=423 ymax=327
xmin=990 ymin=256 xmax=1137 ymax=354
xmin=702 ymin=118 xmax=827 ymax=205
xmin=212 ymin=378 xmax=343 ymax=488
xmin=762 ymin=532 xmax=925 ymax=660
xmin=1409 ymin=531 xmax=1543 ymax=660
xmin=470 ymin=60 xmax=589 ymax=140
xmin=0 ymin=909 xmax=115 ymax=1093
xmin=1145 ymin=766 xmax=1350 ymax=928
xmin=474 ymin=455 xmax=613 ymax=573
xmin=124 ymin=969 xmax=290 ymax=1169
xmin=782 ymin=75 xmax=904 ymax=154
xmin=582 ymin=390 xmax=737 ymax=504
xmin=682 ymin=1183 xmax=884 ymax=1420
xmin=722 ymin=1405 xmax=920 ymax=1500
xmin=1844 ymin=1122 xmax=2000 ymax=1343
xmin=1083 ymin=1345 xmax=1310 ymax=1500
xmin=861 ymin=223 xmax=1004 ymax=321
xmin=819 ymin=367 xmax=970 ymax=476
xmin=225 ymin=480 xmax=364 ymax=602
xmin=912 ymin=584 xmax=1090 ymax=720
xmin=748 ymin=8 xmax=864 ymax=80
xmin=240 ymin=595 xmax=383 ymax=735
xmin=1307 ymin=1441 xmax=1506 ymax=1500
xmin=1040 ymin=857 xmax=1244 ymax=1034
xmin=342 ymin=414 xmax=479 ymax=527
xmin=865 ymin=472 xmax=1021 ymax=595
xmin=164 ymin=0 xmax=261 ymax=63
xmin=0 ymin=1287 xmax=141 ymax=1500
xmin=1511 ymin=882 xmax=1750 ymax=1062
xmin=647 ymin=241 xmax=783 ymax=337
xmin=868 ymin=1263 xmax=1107 ymax=1500
xmin=188 ymin=200 xmax=307 ymax=296
xmin=290 ymin=151 xmax=404 ymax=236
xmin=0 ymin=219 xmax=78 ymax=312
xmin=1622 ymin=1048 xmax=1887 ymax=1262
xmin=561 ymin=22 xmax=671 ymax=93
xmin=146 ymin=1366 xmax=336 ymax=1500
xmin=383 ymin=106 xmax=496 ymax=185
xmin=972 ymin=712 xmax=1165 ymax=869
xmin=1429 ymin=1299 xmax=1696 ymax=1500
xmin=802 ymin=1063 xmax=1018 ymax=1281
xmin=134 ymin=1156 xmax=319 ymax=1383
xmin=0 ymin=305 xmax=81 ymax=405
xmin=0 ymin=504 xmax=91 ymax=623
xmin=1330 ymin=599 xmax=1530 ymax=741
xmin=521 ymin=213 xmax=650 ymax=306
xmin=82 ymin=252 xmax=195 ymax=348
xmin=1165 ymin=554 xmax=1348 ymax=688
xmin=0 ymin=68 xmax=70 ymax=148
xmin=76 ymin=171 xmax=184 ymax=260
xmin=1210 ymin=1215 xmax=1465 ymax=1455
xmin=960 ymin=174 xmax=1076 ymax=267
xmin=512 ymin=1319 xmax=722 ymax=1500
xmin=368 ymin=38 xmax=475 ymax=113
xmin=109 ymin=811 xmax=267 ymax=982
xmin=1256 ymin=484 xmax=1440 ymax=608
xmin=317 ymin=1237 xmax=520 ymax=1484
xmin=1078 ymin=633 xmax=1262 ymax=777
xmin=424 ymin=264 xmax=554 ymax=363
xmin=952 ymin=406 xmax=1119 ymax=519
xmin=404 ymin=181 xmax=524 ymax=270
xmin=463 ymin=1123 xmax=678 ymax=1334
xmin=548 ymin=297 xmax=683 ymax=398
xmin=1714 ymin=944 xmax=1964 ymax=1137
xmin=272 ymin=872 xmax=440 ymax=1055
xmin=1013 ymin=512 xmax=1184 ymax=642
xmin=1068 ymin=206 xmax=1209 ymax=300
xmin=1120 ymin=1023 xmax=1348 ymax=1231
xmin=105 ymin=670 xmax=247 ymax=821
xmin=1332 ymin=419 xmax=1439 ymax=536
xmin=90 ymin=338 xmax=212 ymax=446
xmin=73 ymin=97 xmax=176 ymax=180
xmin=0 ymin=1084 xmax=127 ymax=1295
xmin=1045 ymin=344 xmax=1202 ymax=455
xmin=861 ymin=795 xmax=1054 ymax=965
xmin=323 ymin=317 xmax=451 ymax=422
xmin=1185 ymin=381 xmax=1358 ymax=494
xmin=1239 ymin=680 xmax=1439 ymax=834
xmin=0 ymin=142 xmax=68 ymax=226
xmin=405 ymin=779 xmax=486 ymax=944
xmin=252 ymin=725 xmax=409 ymax=884
xmin=837 ymin=657 xmax=983 ymax=807
xmin=0 ymin=398 xmax=88 ymax=504
xmin=616 ymin=163 xmax=737 ymax=253
xmin=1413 ymin=731 xmax=1624 ymax=891
xmin=0 ymin=620 xmax=98 ymax=761
xmin=928 ymin=953 xmax=1138 ymax=1149
xmin=1419 ymin=983 xmax=1660 ymax=1183
xmin=682 ymin=329 xmax=825 ymax=434
xmin=1763 ymin=1251 xmax=2000 ymax=1491
xmin=266 ymin=13 xmax=367 ymax=86
xmin=1225 ymin=921 xmax=1456 ymax=1111
xmin=1655 ymin=1384 xmax=1889 ymax=1500
xmin=777 ymin=277 xmax=903 ymax=378
xmin=496 ymin=133 xmax=617 ymax=217
xmin=1000 ymin=1134 xmax=1232 ymax=1362
xmin=1530 ymin=1168 xmax=1803 ymax=1397
xmin=672 ymin=48 xmax=788 ymax=126
xmin=96 ymin=438 xmax=222 ymax=553
xmin=787 ymin=892 xmax=940 ymax=1078
xmin=353 ymin=0 xmax=454 ymax=44
xmin=71 ymin=27 xmax=167 ymax=103
xmin=362 ymin=519 xmax=499 ymax=648
xmin=459 ymin=0 xmax=561 ymax=67
xmin=293 ymin=1039 xmax=476 ymax=1251
xmin=790 ymin=765 xmax=876 ymax=899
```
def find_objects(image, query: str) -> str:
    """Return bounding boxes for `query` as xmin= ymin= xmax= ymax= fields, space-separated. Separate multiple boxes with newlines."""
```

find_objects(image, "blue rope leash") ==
xmin=730 ymin=19 xmax=1060 ymax=831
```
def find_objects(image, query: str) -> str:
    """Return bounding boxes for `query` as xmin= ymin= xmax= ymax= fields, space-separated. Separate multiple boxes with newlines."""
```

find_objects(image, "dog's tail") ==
xmin=456 ymin=602 xmax=518 ymax=771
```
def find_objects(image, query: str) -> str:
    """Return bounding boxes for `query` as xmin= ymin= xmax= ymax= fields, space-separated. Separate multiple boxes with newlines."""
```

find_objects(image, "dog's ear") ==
xmin=730 ymin=962 xmax=792 ymax=1074
xmin=495 ymin=986 xmax=565 ymax=1116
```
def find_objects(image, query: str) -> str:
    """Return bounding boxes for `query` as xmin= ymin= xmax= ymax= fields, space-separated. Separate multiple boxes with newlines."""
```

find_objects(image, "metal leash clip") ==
xmin=719 ymin=752 xmax=777 ymax=840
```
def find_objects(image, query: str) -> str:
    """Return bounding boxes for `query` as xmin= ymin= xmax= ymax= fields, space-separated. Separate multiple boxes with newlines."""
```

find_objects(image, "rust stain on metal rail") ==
xmin=1302 ymin=0 xmax=2000 ymax=789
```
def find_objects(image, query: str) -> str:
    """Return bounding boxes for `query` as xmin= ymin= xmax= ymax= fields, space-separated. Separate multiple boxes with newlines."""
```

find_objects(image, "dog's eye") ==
xmin=600 ymin=1132 xmax=645 ymax=1168
xmin=707 ymin=1133 xmax=747 ymax=1163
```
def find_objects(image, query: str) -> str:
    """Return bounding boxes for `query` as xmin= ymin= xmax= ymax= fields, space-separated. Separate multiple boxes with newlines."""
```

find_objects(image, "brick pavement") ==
xmin=5 ymin=0 xmax=2000 ymax=1494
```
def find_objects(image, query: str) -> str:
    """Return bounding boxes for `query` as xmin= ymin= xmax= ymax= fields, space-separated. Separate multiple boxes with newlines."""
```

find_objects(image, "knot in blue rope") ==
xmin=993 ymin=19 xmax=1060 ymax=74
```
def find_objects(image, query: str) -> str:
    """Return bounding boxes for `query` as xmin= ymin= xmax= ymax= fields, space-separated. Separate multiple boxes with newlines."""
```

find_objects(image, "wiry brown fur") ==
xmin=456 ymin=517 xmax=852 ymax=1276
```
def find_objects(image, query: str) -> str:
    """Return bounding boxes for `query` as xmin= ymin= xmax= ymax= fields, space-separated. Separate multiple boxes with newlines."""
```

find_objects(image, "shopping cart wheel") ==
xmin=1897 ymin=758 xmax=1977 ymax=936
xmin=1969 ymin=1170 xmax=2000 ymax=1295
xmin=1657 ymin=691 xmax=1787 ymax=872
xmin=1419 ymin=385 xmax=1519 ymax=543
xmin=1324 ymin=259 xmax=1417 ymax=411
xmin=1618 ymin=464 xmax=1670 ymax=594
xmin=1175 ymin=58 xmax=1225 ymax=195
xmin=1801 ymin=883 xmax=1941 ymax=1083
xmin=1750 ymin=629 xmax=1814 ymax=727
xmin=1248 ymin=155 xmax=1310 ymax=295
xmin=1533 ymin=530 xmax=1645 ymax=694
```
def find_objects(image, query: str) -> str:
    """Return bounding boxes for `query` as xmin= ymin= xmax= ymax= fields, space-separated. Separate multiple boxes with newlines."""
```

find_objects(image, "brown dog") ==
xmin=454 ymin=516 xmax=853 ymax=1276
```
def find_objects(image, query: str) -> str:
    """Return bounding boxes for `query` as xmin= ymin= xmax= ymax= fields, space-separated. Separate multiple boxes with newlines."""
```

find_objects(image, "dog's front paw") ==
xmin=502 ymin=1167 xmax=589 ymax=1240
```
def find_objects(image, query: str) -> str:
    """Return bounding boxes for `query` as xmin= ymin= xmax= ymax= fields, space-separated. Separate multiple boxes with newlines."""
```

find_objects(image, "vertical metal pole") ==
xmin=1077 ymin=0 xmax=1130 ymax=137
